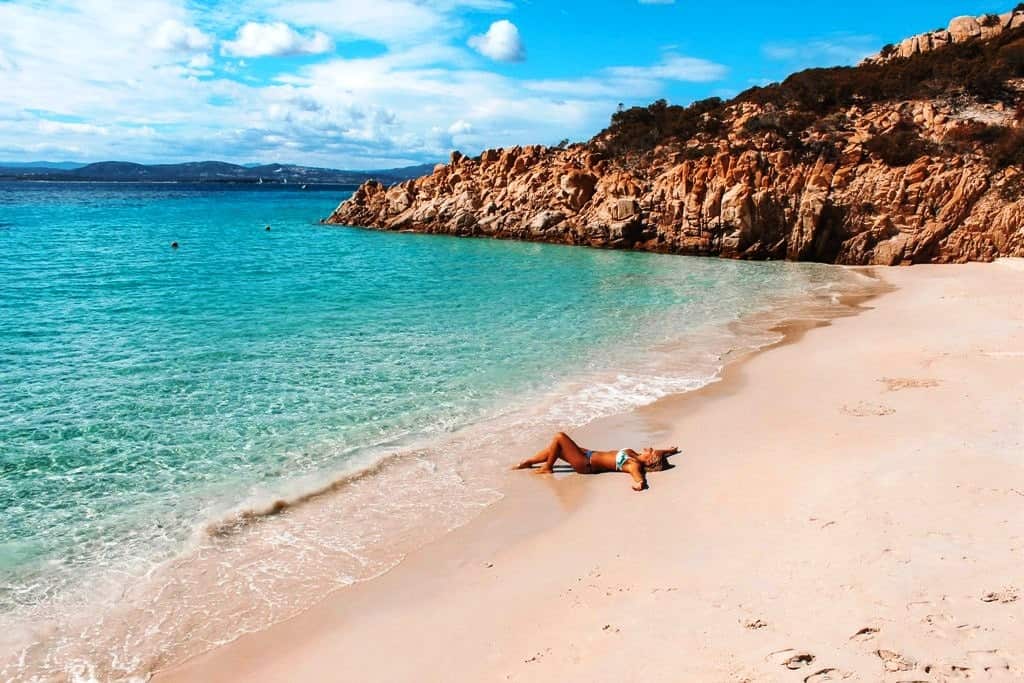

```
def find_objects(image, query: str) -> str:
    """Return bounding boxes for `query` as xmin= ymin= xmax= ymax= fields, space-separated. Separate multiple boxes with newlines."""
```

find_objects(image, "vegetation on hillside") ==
xmin=598 ymin=22 xmax=1024 ymax=168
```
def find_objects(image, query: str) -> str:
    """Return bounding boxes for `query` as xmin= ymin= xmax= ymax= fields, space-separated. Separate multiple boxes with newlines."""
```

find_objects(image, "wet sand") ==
xmin=157 ymin=260 xmax=1024 ymax=682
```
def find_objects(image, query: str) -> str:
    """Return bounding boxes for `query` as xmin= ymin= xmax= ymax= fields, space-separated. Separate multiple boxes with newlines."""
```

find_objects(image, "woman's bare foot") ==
xmin=512 ymin=461 xmax=532 ymax=470
xmin=536 ymin=466 xmax=553 ymax=474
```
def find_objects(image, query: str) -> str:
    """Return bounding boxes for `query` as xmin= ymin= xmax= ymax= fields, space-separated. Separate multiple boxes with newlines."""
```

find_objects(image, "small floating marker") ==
xmin=265 ymin=225 xmax=271 ymax=231
xmin=171 ymin=241 xmax=179 ymax=249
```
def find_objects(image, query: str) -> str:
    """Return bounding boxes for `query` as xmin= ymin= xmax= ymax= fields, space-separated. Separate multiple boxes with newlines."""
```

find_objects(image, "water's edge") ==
xmin=0 ymin=184 xmax=891 ymax=682
xmin=145 ymin=265 xmax=891 ymax=681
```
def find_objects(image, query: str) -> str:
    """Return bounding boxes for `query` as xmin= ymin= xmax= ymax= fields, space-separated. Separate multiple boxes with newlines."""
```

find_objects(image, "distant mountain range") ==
xmin=0 ymin=160 xmax=437 ymax=185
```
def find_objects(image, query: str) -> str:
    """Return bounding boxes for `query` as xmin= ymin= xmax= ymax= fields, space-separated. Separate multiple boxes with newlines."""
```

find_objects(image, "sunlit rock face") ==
xmin=331 ymin=19 xmax=1024 ymax=266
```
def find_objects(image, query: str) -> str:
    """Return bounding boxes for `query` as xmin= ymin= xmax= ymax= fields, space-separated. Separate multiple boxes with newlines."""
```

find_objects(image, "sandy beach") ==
xmin=157 ymin=260 xmax=1024 ymax=683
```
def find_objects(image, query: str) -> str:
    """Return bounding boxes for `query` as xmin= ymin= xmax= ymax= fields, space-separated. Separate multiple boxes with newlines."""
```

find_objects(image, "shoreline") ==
xmin=158 ymin=259 xmax=1024 ymax=682
xmin=152 ymin=266 xmax=907 ymax=682
xmin=2 ymin=254 xmax=873 ymax=681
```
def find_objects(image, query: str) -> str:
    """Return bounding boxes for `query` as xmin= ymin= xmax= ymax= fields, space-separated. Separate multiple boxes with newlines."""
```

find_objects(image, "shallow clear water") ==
xmin=0 ymin=181 xmax=869 ymax=679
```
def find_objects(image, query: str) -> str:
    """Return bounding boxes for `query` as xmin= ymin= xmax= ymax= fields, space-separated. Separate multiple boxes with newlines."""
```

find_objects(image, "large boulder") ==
xmin=948 ymin=16 xmax=982 ymax=42
xmin=527 ymin=210 xmax=565 ymax=235
xmin=560 ymin=170 xmax=598 ymax=211
xmin=607 ymin=197 xmax=640 ymax=222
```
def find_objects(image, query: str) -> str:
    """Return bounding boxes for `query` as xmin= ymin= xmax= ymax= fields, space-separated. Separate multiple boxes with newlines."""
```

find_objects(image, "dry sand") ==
xmin=157 ymin=260 xmax=1024 ymax=682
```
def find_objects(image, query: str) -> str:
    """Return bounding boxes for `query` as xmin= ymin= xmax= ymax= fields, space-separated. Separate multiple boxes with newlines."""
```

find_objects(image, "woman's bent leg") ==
xmin=513 ymin=441 xmax=556 ymax=470
xmin=540 ymin=432 xmax=591 ymax=474
xmin=515 ymin=432 xmax=591 ymax=474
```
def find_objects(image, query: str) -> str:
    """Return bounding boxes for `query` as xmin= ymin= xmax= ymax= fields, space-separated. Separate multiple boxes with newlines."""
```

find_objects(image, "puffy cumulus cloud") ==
xmin=221 ymin=22 xmax=332 ymax=58
xmin=0 ymin=0 xmax=222 ymax=114
xmin=0 ymin=0 xmax=727 ymax=168
xmin=468 ymin=19 xmax=524 ymax=62
xmin=257 ymin=46 xmax=607 ymax=165
xmin=151 ymin=18 xmax=213 ymax=51
xmin=0 ymin=0 xmax=264 ymax=161
xmin=447 ymin=119 xmax=473 ymax=135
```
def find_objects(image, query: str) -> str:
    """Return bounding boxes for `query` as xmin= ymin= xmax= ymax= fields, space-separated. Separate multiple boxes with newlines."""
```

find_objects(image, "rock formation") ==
xmin=866 ymin=8 xmax=1024 ymax=63
xmin=330 ymin=15 xmax=1024 ymax=266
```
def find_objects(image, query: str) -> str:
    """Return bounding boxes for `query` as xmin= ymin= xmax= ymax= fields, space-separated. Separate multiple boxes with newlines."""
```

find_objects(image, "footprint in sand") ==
xmin=879 ymin=377 xmax=941 ymax=391
xmin=967 ymin=649 xmax=1012 ymax=674
xmin=916 ymin=611 xmax=988 ymax=640
xmin=876 ymin=649 xmax=916 ymax=672
xmin=803 ymin=668 xmax=851 ymax=682
xmin=849 ymin=626 xmax=879 ymax=642
xmin=927 ymin=657 xmax=1008 ymax=679
xmin=981 ymin=588 xmax=1019 ymax=604
xmin=921 ymin=613 xmax=955 ymax=637
xmin=841 ymin=401 xmax=895 ymax=417
xmin=766 ymin=649 xmax=815 ymax=670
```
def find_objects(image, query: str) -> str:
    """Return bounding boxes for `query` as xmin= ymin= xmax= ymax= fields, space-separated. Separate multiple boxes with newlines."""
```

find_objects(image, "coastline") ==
xmin=2 ymin=240 xmax=872 ymax=682
xmin=157 ymin=261 xmax=1024 ymax=681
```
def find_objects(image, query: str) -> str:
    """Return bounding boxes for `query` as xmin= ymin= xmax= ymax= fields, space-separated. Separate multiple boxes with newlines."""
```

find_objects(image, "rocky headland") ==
xmin=330 ymin=11 xmax=1024 ymax=265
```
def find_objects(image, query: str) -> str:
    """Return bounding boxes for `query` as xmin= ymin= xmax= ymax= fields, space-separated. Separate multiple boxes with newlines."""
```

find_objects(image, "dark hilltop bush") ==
xmin=943 ymin=122 xmax=1024 ymax=168
xmin=603 ymin=97 xmax=725 ymax=154
xmin=998 ymin=38 xmax=1024 ymax=73
xmin=742 ymin=111 xmax=815 ymax=136
xmin=987 ymin=126 xmax=1024 ymax=168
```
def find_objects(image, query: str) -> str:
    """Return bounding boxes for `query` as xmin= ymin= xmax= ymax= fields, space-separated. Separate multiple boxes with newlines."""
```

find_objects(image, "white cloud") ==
xmin=607 ymin=54 xmax=727 ymax=82
xmin=0 ymin=0 xmax=266 ymax=161
xmin=468 ymin=20 xmax=525 ymax=62
xmin=37 ymin=120 xmax=109 ymax=136
xmin=0 ymin=0 xmax=728 ymax=168
xmin=188 ymin=53 xmax=213 ymax=69
xmin=524 ymin=53 xmax=727 ymax=98
xmin=447 ymin=119 xmax=473 ymax=135
xmin=258 ymin=46 xmax=606 ymax=164
xmin=762 ymin=35 xmax=878 ymax=68
xmin=222 ymin=22 xmax=332 ymax=57
xmin=151 ymin=19 xmax=213 ymax=52
xmin=272 ymin=0 xmax=512 ymax=46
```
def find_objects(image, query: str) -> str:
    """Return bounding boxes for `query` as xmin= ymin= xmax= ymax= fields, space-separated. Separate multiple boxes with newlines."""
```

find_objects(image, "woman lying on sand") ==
xmin=514 ymin=431 xmax=678 ymax=492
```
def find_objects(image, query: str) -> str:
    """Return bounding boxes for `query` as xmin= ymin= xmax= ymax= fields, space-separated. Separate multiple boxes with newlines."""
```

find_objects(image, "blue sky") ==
xmin=0 ymin=0 xmax=1012 ymax=168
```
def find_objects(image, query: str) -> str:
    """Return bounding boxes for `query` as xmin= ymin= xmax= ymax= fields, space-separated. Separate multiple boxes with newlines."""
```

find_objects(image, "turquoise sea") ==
xmin=0 ymin=181 xmax=871 ymax=680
